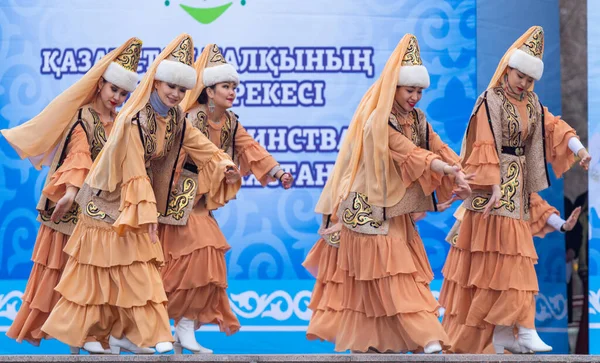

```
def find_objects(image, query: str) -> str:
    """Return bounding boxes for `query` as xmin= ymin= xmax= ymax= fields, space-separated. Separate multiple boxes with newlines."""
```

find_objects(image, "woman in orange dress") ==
xmin=41 ymin=34 xmax=242 ymax=355
xmin=439 ymin=26 xmax=591 ymax=354
xmin=1 ymin=38 xmax=142 ymax=354
xmin=442 ymin=194 xmax=581 ymax=354
xmin=158 ymin=44 xmax=293 ymax=354
xmin=304 ymin=34 xmax=471 ymax=354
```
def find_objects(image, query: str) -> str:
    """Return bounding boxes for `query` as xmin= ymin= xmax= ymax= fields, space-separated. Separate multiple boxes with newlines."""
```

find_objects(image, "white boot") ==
xmin=81 ymin=342 xmax=108 ymax=354
xmin=173 ymin=317 xmax=213 ymax=354
xmin=109 ymin=335 xmax=155 ymax=354
xmin=492 ymin=325 xmax=530 ymax=354
xmin=423 ymin=341 xmax=442 ymax=354
xmin=517 ymin=326 xmax=552 ymax=353
xmin=155 ymin=342 xmax=174 ymax=354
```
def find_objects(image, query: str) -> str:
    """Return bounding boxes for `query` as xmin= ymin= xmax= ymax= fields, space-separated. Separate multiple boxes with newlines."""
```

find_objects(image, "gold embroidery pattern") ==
xmin=195 ymin=110 xmax=209 ymax=138
xmin=401 ymin=35 xmax=423 ymax=66
xmin=451 ymin=234 xmax=458 ymax=246
xmin=171 ymin=36 xmax=194 ymax=66
xmin=40 ymin=205 xmax=81 ymax=224
xmin=143 ymin=104 xmax=157 ymax=159
xmin=342 ymin=193 xmax=383 ymax=228
xmin=220 ymin=113 xmax=233 ymax=152
xmin=328 ymin=231 xmax=341 ymax=246
xmin=471 ymin=161 xmax=520 ymax=212
xmin=522 ymin=27 xmax=544 ymax=58
xmin=409 ymin=111 xmax=420 ymax=145
xmin=115 ymin=38 xmax=142 ymax=72
xmin=86 ymin=201 xmax=106 ymax=219
xmin=209 ymin=44 xmax=226 ymax=65
xmin=165 ymin=177 xmax=196 ymax=220
xmin=495 ymin=88 xmax=521 ymax=147
xmin=88 ymin=108 xmax=108 ymax=161
xmin=526 ymin=92 xmax=538 ymax=133
xmin=164 ymin=107 xmax=179 ymax=153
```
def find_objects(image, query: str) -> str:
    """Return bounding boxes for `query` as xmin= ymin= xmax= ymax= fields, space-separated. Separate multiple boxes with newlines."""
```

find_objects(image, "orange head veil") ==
xmin=1 ymin=37 xmax=142 ymax=169
xmin=86 ymin=33 xmax=196 ymax=192
xmin=315 ymin=34 xmax=430 ymax=216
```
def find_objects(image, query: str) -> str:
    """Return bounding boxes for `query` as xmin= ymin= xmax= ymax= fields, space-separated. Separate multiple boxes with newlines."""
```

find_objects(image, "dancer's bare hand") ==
xmin=225 ymin=167 xmax=241 ymax=185
xmin=412 ymin=212 xmax=427 ymax=222
xmin=562 ymin=206 xmax=582 ymax=232
xmin=483 ymin=184 xmax=502 ymax=219
xmin=578 ymin=149 xmax=591 ymax=171
xmin=149 ymin=223 xmax=158 ymax=244
xmin=51 ymin=187 xmax=78 ymax=222
xmin=280 ymin=173 xmax=294 ymax=189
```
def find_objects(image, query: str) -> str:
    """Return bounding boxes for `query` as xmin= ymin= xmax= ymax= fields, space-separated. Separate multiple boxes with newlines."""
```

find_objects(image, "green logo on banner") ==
xmin=164 ymin=0 xmax=247 ymax=24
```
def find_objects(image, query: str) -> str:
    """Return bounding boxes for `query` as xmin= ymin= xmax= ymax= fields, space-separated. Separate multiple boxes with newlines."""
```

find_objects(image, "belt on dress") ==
xmin=501 ymin=145 xmax=526 ymax=156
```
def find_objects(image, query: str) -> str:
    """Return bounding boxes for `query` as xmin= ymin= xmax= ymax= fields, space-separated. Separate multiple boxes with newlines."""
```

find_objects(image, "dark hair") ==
xmin=197 ymin=85 xmax=216 ymax=104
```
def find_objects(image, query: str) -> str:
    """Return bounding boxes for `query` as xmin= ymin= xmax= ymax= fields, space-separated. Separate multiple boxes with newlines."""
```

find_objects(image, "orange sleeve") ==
xmin=428 ymin=123 xmax=461 ymax=202
xmin=235 ymin=123 xmax=279 ymax=187
xmin=529 ymin=192 xmax=559 ymax=238
xmin=462 ymin=103 xmax=501 ymax=188
xmin=113 ymin=124 xmax=158 ymax=235
xmin=183 ymin=119 xmax=241 ymax=210
xmin=42 ymin=124 xmax=92 ymax=203
xmin=388 ymin=125 xmax=442 ymax=196
xmin=544 ymin=107 xmax=577 ymax=178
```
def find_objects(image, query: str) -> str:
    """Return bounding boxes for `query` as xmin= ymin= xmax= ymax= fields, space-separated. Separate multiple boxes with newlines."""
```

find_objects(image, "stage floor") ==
xmin=0 ymin=355 xmax=597 ymax=363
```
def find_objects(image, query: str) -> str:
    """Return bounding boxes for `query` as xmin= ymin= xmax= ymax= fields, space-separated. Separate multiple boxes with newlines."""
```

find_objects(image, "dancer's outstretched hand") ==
xmin=444 ymin=165 xmax=472 ymax=200
xmin=280 ymin=173 xmax=294 ymax=189
xmin=225 ymin=166 xmax=241 ymax=185
xmin=578 ymin=149 xmax=591 ymax=170
xmin=562 ymin=206 xmax=582 ymax=232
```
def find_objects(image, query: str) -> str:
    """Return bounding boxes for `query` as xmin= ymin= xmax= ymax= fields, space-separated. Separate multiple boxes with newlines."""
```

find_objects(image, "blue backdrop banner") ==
xmin=0 ymin=0 xmax=566 ymax=354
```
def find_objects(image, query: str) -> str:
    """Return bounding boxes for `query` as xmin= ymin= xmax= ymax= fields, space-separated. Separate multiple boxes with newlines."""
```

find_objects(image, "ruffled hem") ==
xmin=6 ymin=301 xmax=50 ymax=346
xmin=463 ymin=141 xmax=500 ymax=186
xmin=439 ymin=279 xmax=536 ymax=329
xmin=306 ymin=309 xmax=343 ymax=344
xmin=545 ymin=114 xmax=577 ymax=178
xmin=159 ymin=208 xmax=230 ymax=261
xmin=334 ymin=309 xmax=450 ymax=353
xmin=302 ymin=239 xmax=344 ymax=284
xmin=55 ymin=259 xmax=168 ymax=307
xmin=65 ymin=214 xmax=164 ymax=267
xmin=398 ymin=148 xmax=442 ymax=196
xmin=166 ymin=284 xmax=240 ymax=335
xmin=113 ymin=176 xmax=158 ymax=234
xmin=41 ymin=298 xmax=173 ymax=348
xmin=337 ymin=216 xmax=434 ymax=282
xmin=31 ymin=225 xmax=68 ymax=270
xmin=442 ymin=248 xmax=538 ymax=291
xmin=196 ymin=150 xmax=240 ymax=210
xmin=308 ymin=276 xmax=344 ymax=312
xmin=161 ymin=247 xmax=228 ymax=291
xmin=454 ymin=211 xmax=538 ymax=258
xmin=442 ymin=314 xmax=494 ymax=354
xmin=238 ymin=142 xmax=278 ymax=186
xmin=20 ymin=264 xmax=62 ymax=312
xmin=7 ymin=262 xmax=64 ymax=345
xmin=529 ymin=194 xmax=559 ymax=238
xmin=42 ymin=151 xmax=92 ymax=202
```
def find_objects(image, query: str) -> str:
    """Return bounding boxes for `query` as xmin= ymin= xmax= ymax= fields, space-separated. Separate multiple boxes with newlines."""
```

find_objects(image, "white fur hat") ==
xmin=102 ymin=38 xmax=142 ymax=92
xmin=507 ymin=26 xmax=544 ymax=80
xmin=202 ymin=44 xmax=240 ymax=87
xmin=154 ymin=35 xmax=197 ymax=89
xmin=397 ymin=35 xmax=430 ymax=88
